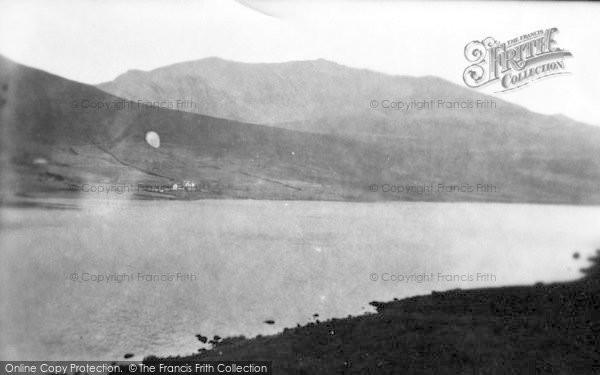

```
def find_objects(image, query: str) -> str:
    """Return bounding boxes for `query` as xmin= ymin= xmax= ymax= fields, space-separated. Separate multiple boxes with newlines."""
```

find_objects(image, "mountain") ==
xmin=98 ymin=57 xmax=525 ymax=131
xmin=96 ymin=58 xmax=600 ymax=205
xmin=97 ymin=57 xmax=593 ymax=138
xmin=0 ymin=56 xmax=388 ymax=202
xmin=2 ymin=55 xmax=600 ymax=204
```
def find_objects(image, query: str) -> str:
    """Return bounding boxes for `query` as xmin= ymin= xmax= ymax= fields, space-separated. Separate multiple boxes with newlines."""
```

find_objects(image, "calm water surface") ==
xmin=1 ymin=198 xmax=599 ymax=360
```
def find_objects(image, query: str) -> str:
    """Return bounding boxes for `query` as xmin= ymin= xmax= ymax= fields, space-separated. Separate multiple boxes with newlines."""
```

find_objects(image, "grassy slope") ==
xmin=156 ymin=280 xmax=599 ymax=374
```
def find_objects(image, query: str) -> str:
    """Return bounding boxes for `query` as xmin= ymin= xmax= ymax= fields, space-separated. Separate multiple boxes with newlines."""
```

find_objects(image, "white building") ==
xmin=183 ymin=180 xmax=196 ymax=191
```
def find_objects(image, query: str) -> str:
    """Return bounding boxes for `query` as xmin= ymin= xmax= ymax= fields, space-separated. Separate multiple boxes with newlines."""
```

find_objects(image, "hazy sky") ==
xmin=1 ymin=0 xmax=599 ymax=125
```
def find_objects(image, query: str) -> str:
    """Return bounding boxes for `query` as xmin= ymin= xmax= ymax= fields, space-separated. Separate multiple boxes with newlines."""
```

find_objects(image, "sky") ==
xmin=1 ymin=0 xmax=599 ymax=125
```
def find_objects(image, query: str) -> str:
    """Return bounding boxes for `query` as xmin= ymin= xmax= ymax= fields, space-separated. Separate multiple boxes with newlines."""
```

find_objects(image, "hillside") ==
xmin=2 ymin=55 xmax=600 ymax=204
xmin=0 ymin=56 xmax=389 ymax=202
xmin=149 ymin=278 xmax=600 ymax=374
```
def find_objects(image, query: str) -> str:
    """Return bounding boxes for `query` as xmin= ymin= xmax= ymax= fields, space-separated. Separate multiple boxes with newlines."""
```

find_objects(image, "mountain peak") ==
xmin=97 ymin=56 xmax=472 ymax=125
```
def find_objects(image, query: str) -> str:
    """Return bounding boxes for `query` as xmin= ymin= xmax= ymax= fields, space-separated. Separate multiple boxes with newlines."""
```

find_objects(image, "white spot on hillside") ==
xmin=145 ymin=131 xmax=160 ymax=148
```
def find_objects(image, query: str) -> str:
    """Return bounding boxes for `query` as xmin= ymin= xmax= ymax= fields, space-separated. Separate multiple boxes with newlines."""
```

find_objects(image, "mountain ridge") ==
xmin=96 ymin=57 xmax=530 ymax=123
xmin=3 ymin=54 xmax=600 ymax=204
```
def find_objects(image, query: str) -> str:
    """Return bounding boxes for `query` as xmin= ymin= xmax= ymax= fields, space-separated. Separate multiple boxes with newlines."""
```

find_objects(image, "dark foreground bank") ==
xmin=131 ymin=265 xmax=599 ymax=374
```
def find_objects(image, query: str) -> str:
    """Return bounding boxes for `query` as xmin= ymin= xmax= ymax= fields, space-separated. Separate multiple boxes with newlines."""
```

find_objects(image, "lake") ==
xmin=1 ymin=198 xmax=599 ymax=360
